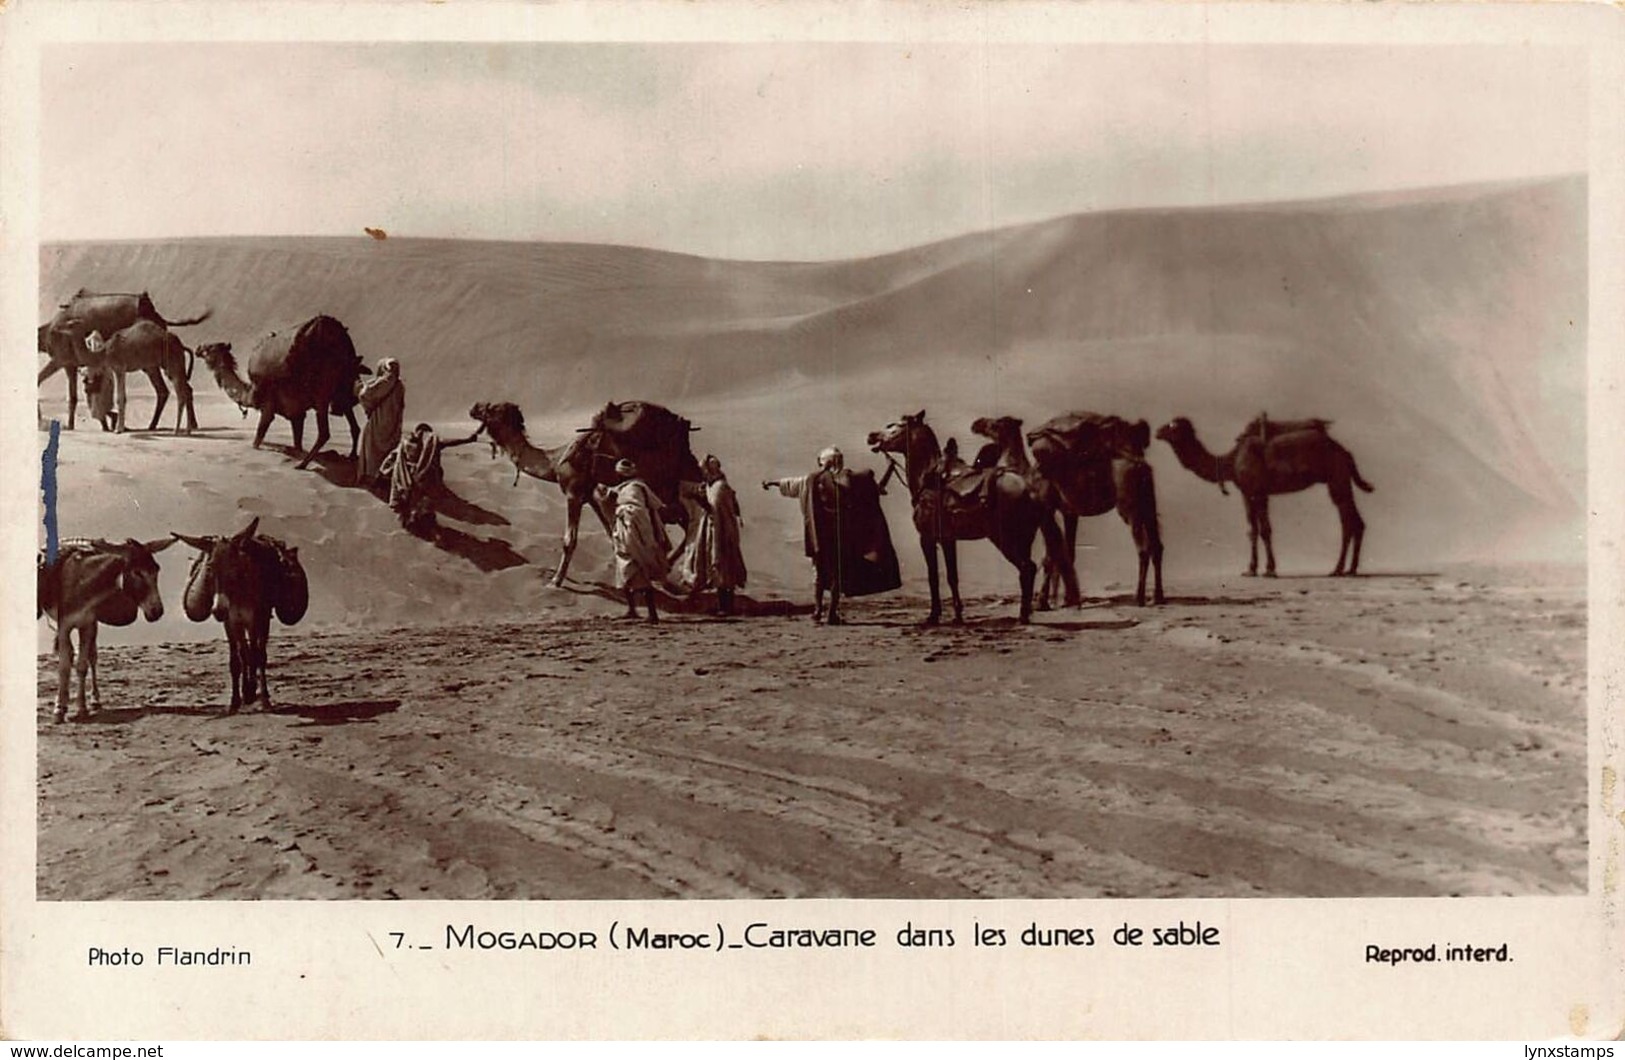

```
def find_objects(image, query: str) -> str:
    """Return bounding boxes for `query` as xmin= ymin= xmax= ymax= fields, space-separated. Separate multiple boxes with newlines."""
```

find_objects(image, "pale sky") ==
xmin=42 ymin=43 xmax=1587 ymax=261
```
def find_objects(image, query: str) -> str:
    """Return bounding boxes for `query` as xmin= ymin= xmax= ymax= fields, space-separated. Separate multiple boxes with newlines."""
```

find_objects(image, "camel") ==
xmin=82 ymin=319 xmax=198 ymax=434
xmin=38 ymin=290 xmax=211 ymax=430
xmin=37 ymin=537 xmax=174 ymax=722
xmin=996 ymin=413 xmax=1166 ymax=608
xmin=469 ymin=401 xmax=703 ymax=587
xmin=1156 ymin=416 xmax=1374 ymax=577
xmin=173 ymin=518 xmax=308 ymax=712
xmin=867 ymin=411 xmax=1076 ymax=625
xmin=194 ymin=315 xmax=369 ymax=469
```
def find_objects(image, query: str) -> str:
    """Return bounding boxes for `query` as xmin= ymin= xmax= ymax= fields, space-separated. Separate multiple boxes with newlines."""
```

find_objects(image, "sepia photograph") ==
xmin=4 ymin=0 xmax=1621 ymax=1042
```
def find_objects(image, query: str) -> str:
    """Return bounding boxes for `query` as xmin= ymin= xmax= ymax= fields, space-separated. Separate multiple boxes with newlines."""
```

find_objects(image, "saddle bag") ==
xmin=269 ymin=541 xmax=309 ymax=625
xmin=183 ymin=550 xmax=217 ymax=623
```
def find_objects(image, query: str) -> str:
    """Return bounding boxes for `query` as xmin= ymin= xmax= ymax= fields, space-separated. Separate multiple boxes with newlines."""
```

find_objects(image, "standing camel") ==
xmin=82 ymin=319 xmax=198 ymax=434
xmin=37 ymin=538 xmax=174 ymax=722
xmin=38 ymin=290 xmax=211 ymax=430
xmin=1155 ymin=416 xmax=1373 ymax=577
xmin=867 ymin=411 xmax=1076 ymax=625
xmin=193 ymin=315 xmax=369 ymax=469
xmin=991 ymin=413 xmax=1166 ymax=608
xmin=469 ymin=401 xmax=703 ymax=587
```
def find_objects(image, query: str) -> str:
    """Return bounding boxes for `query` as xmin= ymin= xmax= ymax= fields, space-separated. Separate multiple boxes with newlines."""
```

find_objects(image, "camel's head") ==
xmin=469 ymin=401 xmax=525 ymax=441
xmin=1155 ymin=417 xmax=1194 ymax=446
xmin=867 ymin=410 xmax=926 ymax=455
xmin=195 ymin=342 xmax=235 ymax=374
xmin=970 ymin=415 xmax=1022 ymax=441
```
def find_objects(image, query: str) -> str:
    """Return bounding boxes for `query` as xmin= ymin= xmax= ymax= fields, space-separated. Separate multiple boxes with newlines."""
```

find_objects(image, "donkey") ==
xmin=38 ymin=538 xmax=174 ymax=722
xmin=172 ymin=518 xmax=307 ymax=713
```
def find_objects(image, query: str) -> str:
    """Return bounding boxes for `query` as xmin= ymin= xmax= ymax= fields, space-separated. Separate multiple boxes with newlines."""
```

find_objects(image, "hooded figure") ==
xmin=763 ymin=446 xmax=900 ymax=625
xmin=671 ymin=454 xmax=748 ymax=615
xmin=607 ymin=457 xmax=670 ymax=622
xmin=356 ymin=357 xmax=405 ymax=486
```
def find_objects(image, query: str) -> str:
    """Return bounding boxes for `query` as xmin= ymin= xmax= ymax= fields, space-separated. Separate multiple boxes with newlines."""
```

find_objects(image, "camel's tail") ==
xmin=1118 ymin=459 xmax=1163 ymax=547
xmin=158 ymin=308 xmax=213 ymax=328
xmin=1350 ymin=456 xmax=1375 ymax=493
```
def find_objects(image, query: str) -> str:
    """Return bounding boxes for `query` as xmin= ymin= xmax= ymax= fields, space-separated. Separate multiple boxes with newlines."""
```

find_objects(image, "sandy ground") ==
xmin=37 ymin=566 xmax=1585 ymax=900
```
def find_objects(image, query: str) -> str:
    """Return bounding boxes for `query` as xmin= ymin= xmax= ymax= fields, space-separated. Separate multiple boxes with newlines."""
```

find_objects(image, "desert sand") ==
xmin=33 ymin=179 xmax=1587 ymax=899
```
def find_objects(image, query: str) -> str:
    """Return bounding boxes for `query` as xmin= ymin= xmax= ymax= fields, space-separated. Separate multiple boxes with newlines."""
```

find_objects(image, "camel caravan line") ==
xmin=39 ymin=287 xmax=1378 ymax=718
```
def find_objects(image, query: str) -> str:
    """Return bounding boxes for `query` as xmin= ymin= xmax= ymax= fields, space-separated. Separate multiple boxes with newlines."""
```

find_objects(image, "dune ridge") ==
xmin=37 ymin=178 xmax=1586 ymax=643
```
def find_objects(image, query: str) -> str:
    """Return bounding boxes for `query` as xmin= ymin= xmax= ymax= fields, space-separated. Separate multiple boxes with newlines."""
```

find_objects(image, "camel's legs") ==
xmin=65 ymin=363 xmax=78 ymax=431
xmin=253 ymin=408 xmax=276 ymax=450
xmin=921 ymin=538 xmax=942 ymax=626
xmin=1329 ymin=481 xmax=1366 ymax=576
xmin=1055 ymin=512 xmax=1082 ymax=607
xmin=344 ymin=408 xmax=362 ymax=459
xmin=1257 ymin=498 xmax=1278 ymax=577
xmin=173 ymin=369 xmax=197 ymax=434
xmin=1036 ymin=515 xmax=1064 ymax=611
xmin=298 ymin=411 xmax=331 ymax=470
xmin=114 ymin=370 xmax=130 ymax=434
xmin=1242 ymin=495 xmax=1261 ymax=576
xmin=942 ymin=539 xmax=964 ymax=624
xmin=144 ymin=367 xmax=169 ymax=432
xmin=553 ymin=496 xmax=586 ymax=587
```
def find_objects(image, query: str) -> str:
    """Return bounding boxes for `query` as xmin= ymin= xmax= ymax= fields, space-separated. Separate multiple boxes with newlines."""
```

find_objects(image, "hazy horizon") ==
xmin=43 ymin=43 xmax=1587 ymax=260
xmin=37 ymin=172 xmax=1586 ymax=266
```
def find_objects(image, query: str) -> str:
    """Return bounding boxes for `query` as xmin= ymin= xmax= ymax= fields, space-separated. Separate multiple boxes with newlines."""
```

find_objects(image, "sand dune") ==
xmin=34 ymin=179 xmax=1588 ymax=899
xmin=41 ymin=178 xmax=1585 ymax=600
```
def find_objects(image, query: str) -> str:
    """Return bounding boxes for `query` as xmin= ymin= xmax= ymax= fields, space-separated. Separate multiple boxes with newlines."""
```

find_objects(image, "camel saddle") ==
xmin=1237 ymin=413 xmax=1332 ymax=445
xmin=1028 ymin=412 xmax=1148 ymax=459
xmin=588 ymin=400 xmax=694 ymax=441
xmin=928 ymin=440 xmax=1012 ymax=511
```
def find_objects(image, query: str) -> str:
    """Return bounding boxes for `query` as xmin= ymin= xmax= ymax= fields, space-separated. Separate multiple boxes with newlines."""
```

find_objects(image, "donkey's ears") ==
xmin=141 ymin=537 xmax=178 ymax=554
xmin=170 ymin=532 xmax=216 ymax=551
xmin=914 ymin=409 xmax=927 ymax=421
xmin=236 ymin=516 xmax=261 ymax=541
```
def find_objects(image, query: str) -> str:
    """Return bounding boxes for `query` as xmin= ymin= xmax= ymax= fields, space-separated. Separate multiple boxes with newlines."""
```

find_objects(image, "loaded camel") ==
xmin=1155 ymin=415 xmax=1373 ymax=577
xmin=469 ymin=401 xmax=704 ymax=587
xmin=37 ymin=537 xmax=175 ymax=722
xmin=194 ymin=315 xmax=369 ymax=469
xmin=172 ymin=518 xmax=308 ymax=713
xmin=81 ymin=319 xmax=199 ymax=434
xmin=38 ymin=290 xmax=212 ymax=430
xmin=976 ymin=413 xmax=1165 ymax=608
xmin=867 ymin=410 xmax=1076 ymax=625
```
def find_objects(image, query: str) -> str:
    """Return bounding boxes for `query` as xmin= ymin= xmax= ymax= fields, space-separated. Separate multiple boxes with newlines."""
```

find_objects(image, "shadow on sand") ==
xmin=1269 ymin=571 xmax=1440 ymax=581
xmin=126 ymin=426 xmax=247 ymax=443
xmin=424 ymin=523 xmax=528 ymax=572
xmin=66 ymin=703 xmax=221 ymax=725
xmin=556 ymin=579 xmax=815 ymax=618
xmin=269 ymin=699 xmax=401 ymax=727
